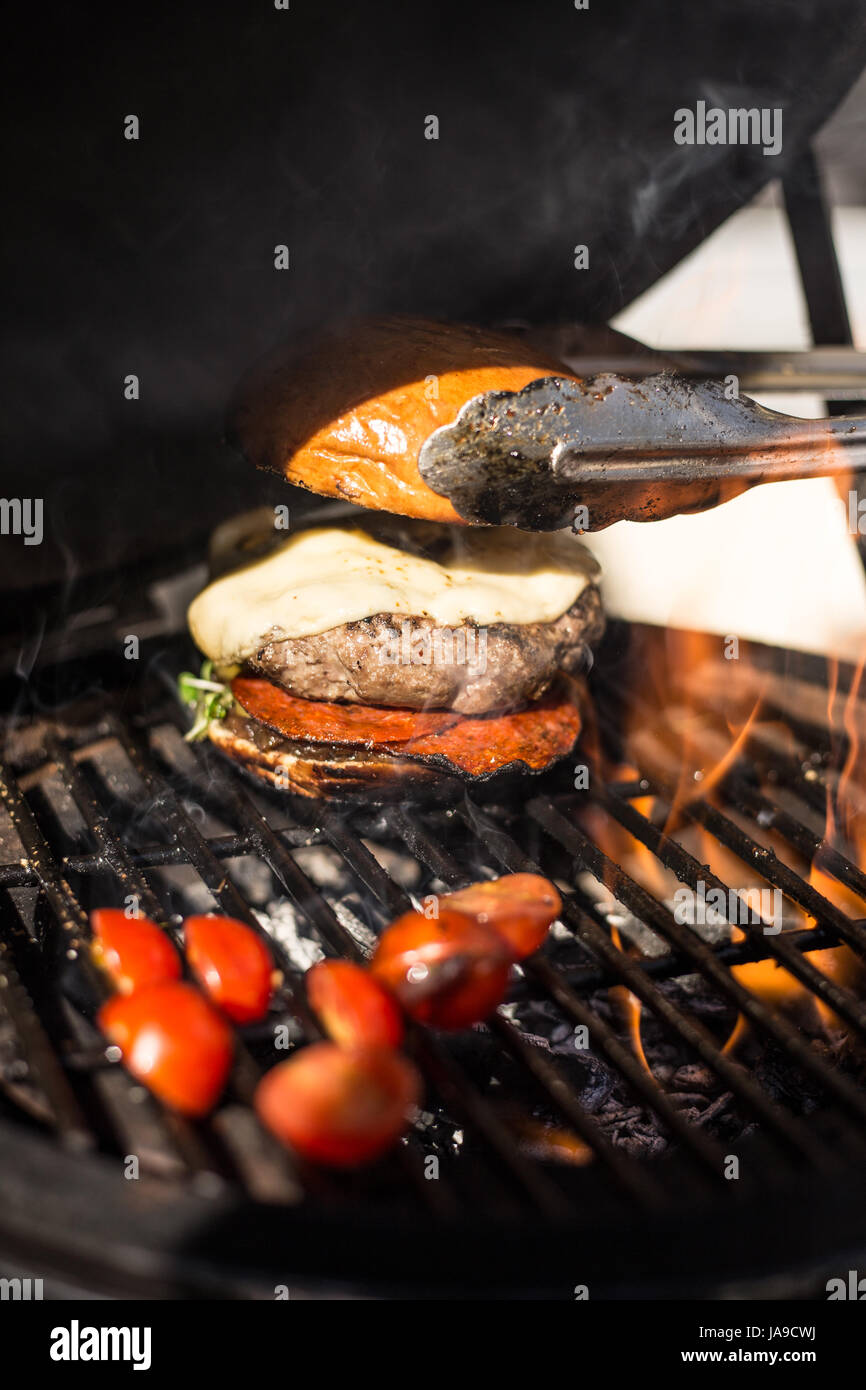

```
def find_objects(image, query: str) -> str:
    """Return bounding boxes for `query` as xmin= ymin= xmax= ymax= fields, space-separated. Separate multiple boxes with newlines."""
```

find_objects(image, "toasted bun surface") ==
xmin=228 ymin=317 xmax=577 ymax=525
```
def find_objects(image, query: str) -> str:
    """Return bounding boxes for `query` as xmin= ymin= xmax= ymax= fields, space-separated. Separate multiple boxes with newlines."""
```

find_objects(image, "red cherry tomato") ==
xmin=90 ymin=908 xmax=182 ymax=994
xmin=184 ymin=914 xmax=274 ymax=1024
xmin=307 ymin=959 xmax=404 ymax=1050
xmin=98 ymin=981 xmax=233 ymax=1117
xmin=370 ymin=907 xmax=511 ymax=1030
xmin=443 ymin=873 xmax=562 ymax=960
xmin=255 ymin=1043 xmax=420 ymax=1167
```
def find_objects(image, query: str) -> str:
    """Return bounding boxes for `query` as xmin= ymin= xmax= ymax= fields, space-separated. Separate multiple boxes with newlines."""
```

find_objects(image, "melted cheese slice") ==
xmin=188 ymin=523 xmax=598 ymax=664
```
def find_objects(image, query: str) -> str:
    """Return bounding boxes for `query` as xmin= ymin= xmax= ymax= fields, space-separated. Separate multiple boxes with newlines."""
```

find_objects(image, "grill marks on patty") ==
xmin=249 ymin=585 xmax=604 ymax=715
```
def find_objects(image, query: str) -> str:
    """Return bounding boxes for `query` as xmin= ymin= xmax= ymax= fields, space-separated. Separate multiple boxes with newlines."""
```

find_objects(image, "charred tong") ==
xmin=417 ymin=373 xmax=866 ymax=531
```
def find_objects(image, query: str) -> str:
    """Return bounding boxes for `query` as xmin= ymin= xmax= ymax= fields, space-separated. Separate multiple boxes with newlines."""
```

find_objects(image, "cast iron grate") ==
xmin=1 ymin=657 xmax=866 ymax=1236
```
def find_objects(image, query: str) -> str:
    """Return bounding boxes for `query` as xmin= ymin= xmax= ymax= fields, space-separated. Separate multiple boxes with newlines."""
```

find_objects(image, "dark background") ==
xmin=2 ymin=0 xmax=866 ymax=600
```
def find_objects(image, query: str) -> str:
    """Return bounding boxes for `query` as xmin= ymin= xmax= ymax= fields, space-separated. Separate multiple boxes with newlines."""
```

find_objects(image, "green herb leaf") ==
xmin=177 ymin=661 xmax=234 ymax=741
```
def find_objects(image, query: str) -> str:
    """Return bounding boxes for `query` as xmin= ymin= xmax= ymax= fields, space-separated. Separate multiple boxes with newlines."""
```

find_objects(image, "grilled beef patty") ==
xmin=248 ymin=584 xmax=603 ymax=714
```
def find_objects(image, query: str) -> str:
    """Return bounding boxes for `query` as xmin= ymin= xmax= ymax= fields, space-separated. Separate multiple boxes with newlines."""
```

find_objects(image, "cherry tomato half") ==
xmin=255 ymin=1042 xmax=420 ymax=1167
xmin=90 ymin=908 xmax=181 ymax=994
xmin=443 ymin=873 xmax=562 ymax=960
xmin=307 ymin=959 xmax=405 ymax=1050
xmin=98 ymin=981 xmax=233 ymax=1117
xmin=370 ymin=907 xmax=511 ymax=1030
xmin=184 ymin=914 xmax=274 ymax=1024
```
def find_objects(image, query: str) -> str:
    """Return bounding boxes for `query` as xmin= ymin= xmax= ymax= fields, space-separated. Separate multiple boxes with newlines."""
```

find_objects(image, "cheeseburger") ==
xmin=181 ymin=318 xmax=604 ymax=798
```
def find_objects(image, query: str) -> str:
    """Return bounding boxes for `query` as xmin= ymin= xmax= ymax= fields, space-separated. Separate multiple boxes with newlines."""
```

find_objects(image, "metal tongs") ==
xmin=416 ymin=373 xmax=866 ymax=530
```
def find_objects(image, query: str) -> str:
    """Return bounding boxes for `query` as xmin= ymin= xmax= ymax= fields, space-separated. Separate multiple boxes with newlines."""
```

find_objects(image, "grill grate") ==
xmin=1 ymin=651 xmax=866 ymax=1242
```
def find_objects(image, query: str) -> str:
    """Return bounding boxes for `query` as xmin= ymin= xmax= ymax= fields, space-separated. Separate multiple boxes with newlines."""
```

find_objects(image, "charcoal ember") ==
xmin=814 ymin=1033 xmax=862 ymax=1076
xmin=648 ymin=1062 xmax=676 ymax=1086
xmin=412 ymin=1105 xmax=465 ymax=1159
xmin=598 ymin=1102 xmax=668 ymax=1159
xmin=575 ymin=1051 xmax=617 ymax=1112
xmin=615 ymin=1132 xmax=667 ymax=1160
xmin=506 ymin=996 xmax=584 ymax=1054
xmin=692 ymin=1092 xmax=736 ymax=1129
xmin=670 ymin=1064 xmax=716 ymax=1092
xmin=444 ymin=1029 xmax=515 ymax=1097
xmin=664 ymin=976 xmax=734 ymax=1021
xmin=584 ymin=990 xmax=621 ymax=1025
xmin=503 ymin=998 xmax=618 ymax=1107
xmin=541 ymin=926 xmax=598 ymax=972
xmin=705 ymin=1112 xmax=750 ymax=1146
xmin=753 ymin=1044 xmax=824 ymax=1115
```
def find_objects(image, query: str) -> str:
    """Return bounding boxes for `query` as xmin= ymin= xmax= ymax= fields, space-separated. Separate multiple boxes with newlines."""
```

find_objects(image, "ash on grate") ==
xmin=254 ymin=840 xmax=410 ymax=969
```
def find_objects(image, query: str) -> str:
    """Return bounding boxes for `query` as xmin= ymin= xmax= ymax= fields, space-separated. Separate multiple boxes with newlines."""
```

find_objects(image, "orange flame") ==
xmin=590 ymin=623 xmax=866 ymax=1065
xmin=609 ymin=921 xmax=652 ymax=1074
xmin=804 ymin=646 xmax=866 ymax=1026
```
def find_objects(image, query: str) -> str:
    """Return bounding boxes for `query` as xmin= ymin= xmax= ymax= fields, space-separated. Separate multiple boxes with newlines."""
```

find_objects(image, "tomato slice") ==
xmin=443 ymin=874 xmax=562 ymax=960
xmin=255 ymin=1043 xmax=420 ymax=1167
xmin=370 ymin=907 xmax=511 ymax=1030
xmin=232 ymin=677 xmax=459 ymax=746
xmin=231 ymin=676 xmax=582 ymax=776
xmin=90 ymin=908 xmax=182 ymax=994
xmin=184 ymin=915 xmax=275 ymax=1024
xmin=398 ymin=691 xmax=582 ymax=775
xmin=307 ymin=959 xmax=404 ymax=1049
xmin=98 ymin=981 xmax=233 ymax=1117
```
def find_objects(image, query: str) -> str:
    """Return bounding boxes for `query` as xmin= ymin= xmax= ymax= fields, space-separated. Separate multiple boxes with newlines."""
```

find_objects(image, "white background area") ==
xmin=579 ymin=202 xmax=866 ymax=661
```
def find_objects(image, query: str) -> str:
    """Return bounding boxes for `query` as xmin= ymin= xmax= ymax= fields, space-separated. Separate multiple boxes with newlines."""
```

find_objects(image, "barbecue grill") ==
xmin=3 ymin=6 xmax=866 ymax=1297
xmin=1 ymin=598 xmax=866 ymax=1298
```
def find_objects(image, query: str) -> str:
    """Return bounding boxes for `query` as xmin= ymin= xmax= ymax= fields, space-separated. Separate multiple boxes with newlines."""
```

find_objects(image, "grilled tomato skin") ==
xmin=307 ymin=959 xmax=404 ymax=1049
xmin=255 ymin=1042 xmax=420 ymax=1166
xmin=184 ymin=914 xmax=274 ymax=1024
xmin=90 ymin=908 xmax=182 ymax=994
xmin=370 ymin=907 xmax=511 ymax=1030
xmin=443 ymin=873 xmax=562 ymax=960
xmin=98 ymin=981 xmax=233 ymax=1116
